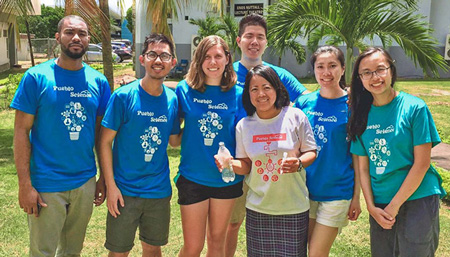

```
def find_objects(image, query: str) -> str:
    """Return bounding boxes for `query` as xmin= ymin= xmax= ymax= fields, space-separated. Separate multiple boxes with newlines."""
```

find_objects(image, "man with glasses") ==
xmin=10 ymin=15 xmax=111 ymax=256
xmin=99 ymin=33 xmax=180 ymax=256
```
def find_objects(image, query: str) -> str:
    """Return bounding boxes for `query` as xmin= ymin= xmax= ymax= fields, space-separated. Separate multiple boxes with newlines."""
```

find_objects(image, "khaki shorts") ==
xmin=230 ymin=182 xmax=249 ymax=223
xmin=105 ymin=195 xmax=171 ymax=253
xmin=309 ymin=199 xmax=351 ymax=228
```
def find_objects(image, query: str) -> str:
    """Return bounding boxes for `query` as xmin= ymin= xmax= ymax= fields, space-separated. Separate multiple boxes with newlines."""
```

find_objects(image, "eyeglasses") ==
xmin=143 ymin=51 xmax=172 ymax=62
xmin=359 ymin=66 xmax=391 ymax=80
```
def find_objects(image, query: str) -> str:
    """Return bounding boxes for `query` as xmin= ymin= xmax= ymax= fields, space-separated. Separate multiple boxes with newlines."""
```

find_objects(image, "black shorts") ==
xmin=176 ymin=175 xmax=243 ymax=205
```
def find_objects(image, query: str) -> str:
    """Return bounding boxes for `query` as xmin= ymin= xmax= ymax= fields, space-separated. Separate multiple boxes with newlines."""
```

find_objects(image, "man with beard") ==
xmin=10 ymin=15 xmax=111 ymax=256
xmin=99 ymin=33 xmax=180 ymax=257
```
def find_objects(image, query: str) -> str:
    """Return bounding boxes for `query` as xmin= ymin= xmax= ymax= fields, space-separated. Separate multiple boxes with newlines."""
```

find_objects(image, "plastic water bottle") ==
xmin=217 ymin=142 xmax=235 ymax=183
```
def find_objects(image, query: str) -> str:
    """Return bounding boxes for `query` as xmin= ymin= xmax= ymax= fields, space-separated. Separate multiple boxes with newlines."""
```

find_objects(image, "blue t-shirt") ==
xmin=233 ymin=61 xmax=306 ymax=101
xmin=10 ymin=59 xmax=111 ymax=192
xmin=176 ymin=80 xmax=246 ymax=187
xmin=102 ymin=80 xmax=180 ymax=198
xmin=350 ymin=92 xmax=445 ymax=204
xmin=294 ymin=91 xmax=354 ymax=201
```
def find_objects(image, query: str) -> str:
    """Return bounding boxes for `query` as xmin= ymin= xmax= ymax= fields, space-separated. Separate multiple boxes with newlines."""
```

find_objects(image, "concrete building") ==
xmin=135 ymin=0 xmax=450 ymax=79
xmin=0 ymin=0 xmax=41 ymax=72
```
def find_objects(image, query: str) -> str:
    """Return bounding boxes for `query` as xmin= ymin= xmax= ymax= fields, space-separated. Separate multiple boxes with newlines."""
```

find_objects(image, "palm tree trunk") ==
xmin=99 ymin=0 xmax=115 ymax=93
xmin=25 ymin=19 xmax=35 ymax=67
xmin=345 ymin=46 xmax=353 ymax=87
xmin=278 ymin=56 xmax=282 ymax=67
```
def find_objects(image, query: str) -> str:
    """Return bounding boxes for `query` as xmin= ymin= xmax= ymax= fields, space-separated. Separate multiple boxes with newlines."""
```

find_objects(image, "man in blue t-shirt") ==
xmin=226 ymin=13 xmax=310 ymax=257
xmin=99 ymin=33 xmax=181 ymax=256
xmin=10 ymin=15 xmax=111 ymax=256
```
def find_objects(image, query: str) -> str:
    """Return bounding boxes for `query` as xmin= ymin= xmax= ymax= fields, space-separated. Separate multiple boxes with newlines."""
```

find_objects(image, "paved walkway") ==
xmin=432 ymin=143 xmax=450 ymax=171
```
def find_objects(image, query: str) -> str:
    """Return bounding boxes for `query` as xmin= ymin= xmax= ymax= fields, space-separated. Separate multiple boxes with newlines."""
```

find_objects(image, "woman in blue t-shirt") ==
xmin=175 ymin=35 xmax=245 ymax=257
xmin=294 ymin=46 xmax=361 ymax=256
xmin=348 ymin=47 xmax=445 ymax=257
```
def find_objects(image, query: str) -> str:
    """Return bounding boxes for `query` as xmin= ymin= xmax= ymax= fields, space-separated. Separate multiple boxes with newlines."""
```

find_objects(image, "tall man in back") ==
xmin=11 ymin=15 xmax=111 ymax=256
xmin=226 ymin=13 xmax=309 ymax=257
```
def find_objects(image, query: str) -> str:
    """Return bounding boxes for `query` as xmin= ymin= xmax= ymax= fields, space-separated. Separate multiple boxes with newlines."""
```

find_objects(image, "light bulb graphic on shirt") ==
xmin=198 ymin=111 xmax=223 ymax=146
xmin=61 ymin=101 xmax=87 ymax=141
xmin=313 ymin=124 xmax=328 ymax=155
xmin=140 ymin=126 xmax=162 ymax=162
xmin=369 ymin=137 xmax=391 ymax=174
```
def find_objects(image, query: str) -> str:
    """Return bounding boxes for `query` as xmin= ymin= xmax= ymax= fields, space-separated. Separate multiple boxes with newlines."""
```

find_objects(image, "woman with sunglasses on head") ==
xmin=218 ymin=64 xmax=316 ymax=257
xmin=348 ymin=47 xmax=445 ymax=257
xmin=175 ymin=35 xmax=246 ymax=257
xmin=294 ymin=46 xmax=361 ymax=257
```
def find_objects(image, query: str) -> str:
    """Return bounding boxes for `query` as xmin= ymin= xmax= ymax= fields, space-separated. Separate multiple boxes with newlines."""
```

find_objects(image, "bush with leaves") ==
xmin=0 ymin=73 xmax=24 ymax=110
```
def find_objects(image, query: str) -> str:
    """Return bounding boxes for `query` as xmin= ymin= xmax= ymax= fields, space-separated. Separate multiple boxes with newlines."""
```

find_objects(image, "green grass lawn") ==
xmin=1 ymin=108 xmax=450 ymax=256
xmin=1 ymin=73 xmax=450 ymax=256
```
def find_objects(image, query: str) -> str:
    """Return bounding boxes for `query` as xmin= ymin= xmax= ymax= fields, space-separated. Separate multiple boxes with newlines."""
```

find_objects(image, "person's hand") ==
xmin=19 ymin=184 xmax=47 ymax=217
xmin=369 ymin=206 xmax=395 ymax=229
xmin=214 ymin=154 xmax=233 ymax=172
xmin=347 ymin=197 xmax=362 ymax=221
xmin=280 ymin=157 xmax=301 ymax=173
xmin=94 ymin=175 xmax=106 ymax=206
xmin=106 ymin=184 xmax=124 ymax=218
xmin=384 ymin=203 xmax=400 ymax=220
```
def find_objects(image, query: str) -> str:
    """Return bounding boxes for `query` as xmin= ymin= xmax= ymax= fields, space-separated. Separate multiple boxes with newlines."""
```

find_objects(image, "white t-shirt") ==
xmin=236 ymin=106 xmax=316 ymax=215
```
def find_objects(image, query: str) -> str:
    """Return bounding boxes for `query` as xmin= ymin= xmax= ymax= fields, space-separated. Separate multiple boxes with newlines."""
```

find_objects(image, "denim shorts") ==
xmin=176 ymin=175 xmax=243 ymax=205
xmin=369 ymin=194 xmax=440 ymax=257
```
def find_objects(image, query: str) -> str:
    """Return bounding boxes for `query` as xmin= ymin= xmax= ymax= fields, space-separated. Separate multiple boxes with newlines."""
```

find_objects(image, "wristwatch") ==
xmin=297 ymin=158 xmax=303 ymax=172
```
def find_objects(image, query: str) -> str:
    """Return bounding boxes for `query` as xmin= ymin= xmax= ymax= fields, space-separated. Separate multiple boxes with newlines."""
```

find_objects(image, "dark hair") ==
xmin=243 ymin=65 xmax=290 ymax=116
xmin=348 ymin=47 xmax=397 ymax=141
xmin=311 ymin=45 xmax=346 ymax=89
xmin=185 ymin=35 xmax=236 ymax=92
xmin=141 ymin=33 xmax=175 ymax=57
xmin=57 ymin=15 xmax=88 ymax=33
xmin=238 ymin=13 xmax=267 ymax=37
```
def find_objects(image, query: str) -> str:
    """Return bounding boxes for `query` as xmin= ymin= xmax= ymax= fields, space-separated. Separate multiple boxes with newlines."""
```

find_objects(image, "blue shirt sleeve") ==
xmin=10 ymin=71 xmax=40 ymax=115
xmin=102 ymin=92 xmax=125 ymax=131
xmin=411 ymin=103 xmax=440 ymax=148
xmin=350 ymin=136 xmax=368 ymax=156
xmin=96 ymin=78 xmax=111 ymax=116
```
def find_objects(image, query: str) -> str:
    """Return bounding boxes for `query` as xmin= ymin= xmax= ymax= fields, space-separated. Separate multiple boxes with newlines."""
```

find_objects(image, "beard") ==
xmin=60 ymin=43 xmax=87 ymax=60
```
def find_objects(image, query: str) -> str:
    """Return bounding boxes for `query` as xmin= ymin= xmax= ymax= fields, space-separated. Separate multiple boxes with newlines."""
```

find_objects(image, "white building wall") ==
xmin=0 ymin=22 xmax=10 ymax=70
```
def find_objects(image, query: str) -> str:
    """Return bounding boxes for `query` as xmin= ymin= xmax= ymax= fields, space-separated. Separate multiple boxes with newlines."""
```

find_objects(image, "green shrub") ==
xmin=438 ymin=166 xmax=450 ymax=202
xmin=0 ymin=73 xmax=24 ymax=110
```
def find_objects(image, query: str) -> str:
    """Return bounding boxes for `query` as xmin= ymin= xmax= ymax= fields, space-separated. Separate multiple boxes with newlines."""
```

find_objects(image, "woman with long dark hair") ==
xmin=294 ymin=46 xmax=361 ymax=257
xmin=348 ymin=47 xmax=445 ymax=256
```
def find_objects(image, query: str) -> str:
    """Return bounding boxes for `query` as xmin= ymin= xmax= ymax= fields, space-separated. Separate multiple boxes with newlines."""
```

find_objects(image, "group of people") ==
xmin=11 ymin=12 xmax=445 ymax=257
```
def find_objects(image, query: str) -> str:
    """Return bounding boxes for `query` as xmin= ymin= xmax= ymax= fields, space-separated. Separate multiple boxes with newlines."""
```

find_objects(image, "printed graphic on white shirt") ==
xmin=140 ymin=126 xmax=162 ymax=162
xmin=253 ymin=133 xmax=286 ymax=182
xmin=313 ymin=124 xmax=328 ymax=155
xmin=198 ymin=111 xmax=223 ymax=146
xmin=368 ymin=138 xmax=391 ymax=174
xmin=61 ymin=101 xmax=87 ymax=140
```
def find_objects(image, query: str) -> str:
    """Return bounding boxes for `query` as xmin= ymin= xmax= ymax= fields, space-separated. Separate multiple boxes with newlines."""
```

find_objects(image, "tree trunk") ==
xmin=278 ymin=56 xmax=282 ymax=67
xmin=345 ymin=46 xmax=353 ymax=87
xmin=25 ymin=19 xmax=35 ymax=67
xmin=99 ymin=0 xmax=115 ymax=93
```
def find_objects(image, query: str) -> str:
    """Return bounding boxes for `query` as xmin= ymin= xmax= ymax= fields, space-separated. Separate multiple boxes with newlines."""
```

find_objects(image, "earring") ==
xmin=224 ymin=70 xmax=227 ymax=78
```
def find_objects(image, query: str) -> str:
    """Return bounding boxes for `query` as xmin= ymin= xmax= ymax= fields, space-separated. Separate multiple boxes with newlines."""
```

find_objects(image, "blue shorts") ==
xmin=370 ymin=194 xmax=440 ymax=257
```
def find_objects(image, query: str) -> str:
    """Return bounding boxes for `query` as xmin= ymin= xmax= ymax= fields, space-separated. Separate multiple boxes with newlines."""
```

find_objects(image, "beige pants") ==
xmin=28 ymin=177 xmax=96 ymax=257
